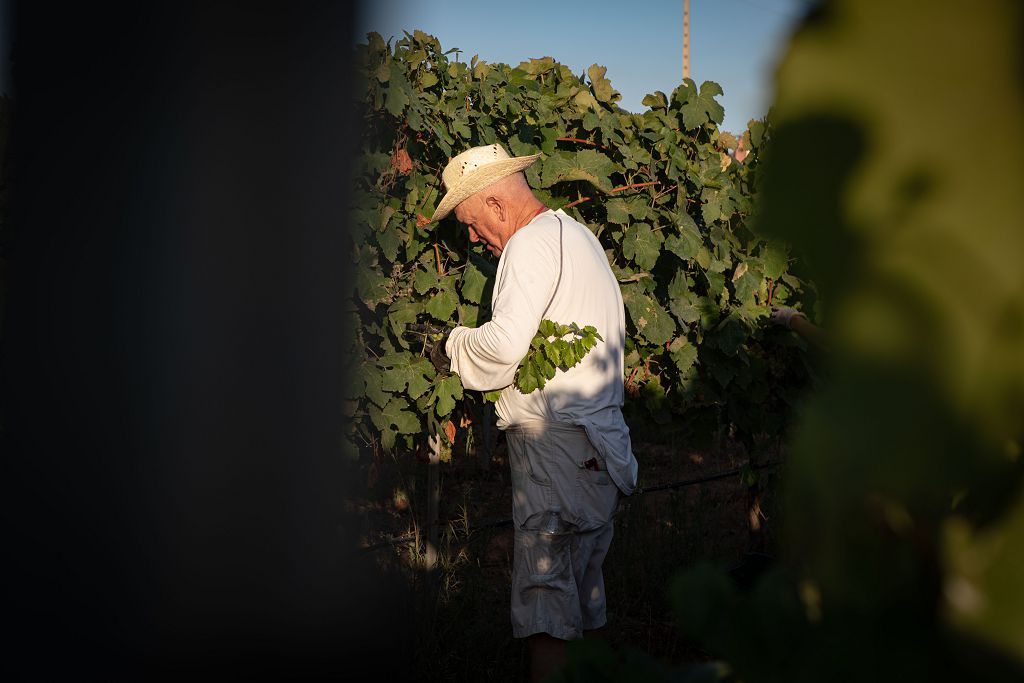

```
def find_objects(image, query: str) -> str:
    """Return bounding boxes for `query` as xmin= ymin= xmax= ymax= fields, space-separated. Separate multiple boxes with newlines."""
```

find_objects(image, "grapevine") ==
xmin=512 ymin=320 xmax=603 ymax=395
xmin=346 ymin=30 xmax=815 ymax=461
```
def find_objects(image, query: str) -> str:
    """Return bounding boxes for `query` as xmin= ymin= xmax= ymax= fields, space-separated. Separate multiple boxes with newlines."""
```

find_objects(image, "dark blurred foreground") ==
xmin=557 ymin=1 xmax=1024 ymax=681
xmin=0 ymin=3 xmax=409 ymax=679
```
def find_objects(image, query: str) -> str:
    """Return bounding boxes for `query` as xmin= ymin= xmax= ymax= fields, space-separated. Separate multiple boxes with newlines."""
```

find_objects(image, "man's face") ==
xmin=454 ymin=194 xmax=506 ymax=257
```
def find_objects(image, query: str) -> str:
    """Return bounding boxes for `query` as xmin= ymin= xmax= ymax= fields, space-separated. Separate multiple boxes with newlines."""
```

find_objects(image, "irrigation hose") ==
xmin=359 ymin=460 xmax=781 ymax=553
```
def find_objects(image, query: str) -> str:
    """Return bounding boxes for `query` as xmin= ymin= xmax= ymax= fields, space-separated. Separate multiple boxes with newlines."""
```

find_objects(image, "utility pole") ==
xmin=683 ymin=0 xmax=691 ymax=80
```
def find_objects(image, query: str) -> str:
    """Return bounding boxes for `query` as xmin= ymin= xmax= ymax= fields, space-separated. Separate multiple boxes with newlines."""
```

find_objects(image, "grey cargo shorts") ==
xmin=505 ymin=421 xmax=621 ymax=640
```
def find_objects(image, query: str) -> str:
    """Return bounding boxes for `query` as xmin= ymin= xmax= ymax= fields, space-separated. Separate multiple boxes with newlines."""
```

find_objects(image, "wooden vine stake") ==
xmin=424 ymin=432 xmax=441 ymax=572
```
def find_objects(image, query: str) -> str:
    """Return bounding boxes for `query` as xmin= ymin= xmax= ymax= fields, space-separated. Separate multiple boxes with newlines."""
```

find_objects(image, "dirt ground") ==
xmin=352 ymin=429 xmax=784 ymax=681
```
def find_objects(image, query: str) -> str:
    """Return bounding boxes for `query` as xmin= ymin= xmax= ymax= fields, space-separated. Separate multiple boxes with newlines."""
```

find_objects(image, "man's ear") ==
xmin=484 ymin=194 xmax=506 ymax=221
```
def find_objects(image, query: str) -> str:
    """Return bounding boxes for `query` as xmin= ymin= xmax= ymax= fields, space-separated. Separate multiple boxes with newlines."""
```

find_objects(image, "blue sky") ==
xmin=355 ymin=0 xmax=811 ymax=134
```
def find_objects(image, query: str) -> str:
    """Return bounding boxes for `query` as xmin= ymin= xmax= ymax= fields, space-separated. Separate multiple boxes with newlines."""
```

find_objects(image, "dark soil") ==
xmin=352 ymin=428 xmax=784 ymax=682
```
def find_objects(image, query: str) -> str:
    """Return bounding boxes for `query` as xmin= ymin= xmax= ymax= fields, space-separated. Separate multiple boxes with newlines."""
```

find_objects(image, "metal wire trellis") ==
xmin=359 ymin=460 xmax=781 ymax=553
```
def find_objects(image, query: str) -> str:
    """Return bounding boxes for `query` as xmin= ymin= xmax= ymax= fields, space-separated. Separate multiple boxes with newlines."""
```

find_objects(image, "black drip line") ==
xmin=359 ymin=460 xmax=782 ymax=553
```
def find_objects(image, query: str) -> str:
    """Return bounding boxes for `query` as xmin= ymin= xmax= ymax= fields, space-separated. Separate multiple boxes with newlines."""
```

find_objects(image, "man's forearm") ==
xmin=790 ymin=314 xmax=829 ymax=349
xmin=446 ymin=321 xmax=531 ymax=391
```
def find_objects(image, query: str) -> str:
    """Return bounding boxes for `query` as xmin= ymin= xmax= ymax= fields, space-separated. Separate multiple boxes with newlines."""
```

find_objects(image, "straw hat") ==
xmin=430 ymin=144 xmax=542 ymax=222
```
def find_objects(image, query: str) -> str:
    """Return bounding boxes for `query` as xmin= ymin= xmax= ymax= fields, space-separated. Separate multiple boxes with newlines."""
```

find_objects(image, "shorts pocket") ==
xmin=574 ymin=458 xmax=619 ymax=530
xmin=509 ymin=430 xmax=551 ymax=486
xmin=515 ymin=529 xmax=574 ymax=599
xmin=511 ymin=527 xmax=581 ymax=639
xmin=508 ymin=432 xmax=552 ymax=529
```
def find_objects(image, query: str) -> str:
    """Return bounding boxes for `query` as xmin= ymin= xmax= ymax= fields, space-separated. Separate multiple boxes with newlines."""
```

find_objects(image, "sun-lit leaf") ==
xmin=348 ymin=29 xmax=813 ymax=487
xmin=587 ymin=63 xmax=620 ymax=104
xmin=540 ymin=150 xmax=616 ymax=192
xmin=622 ymin=222 xmax=664 ymax=271
xmin=677 ymin=79 xmax=726 ymax=130
xmin=641 ymin=91 xmax=668 ymax=110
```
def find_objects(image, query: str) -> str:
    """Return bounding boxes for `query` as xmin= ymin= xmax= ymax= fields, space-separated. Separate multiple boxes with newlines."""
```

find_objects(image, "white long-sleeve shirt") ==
xmin=446 ymin=209 xmax=639 ymax=495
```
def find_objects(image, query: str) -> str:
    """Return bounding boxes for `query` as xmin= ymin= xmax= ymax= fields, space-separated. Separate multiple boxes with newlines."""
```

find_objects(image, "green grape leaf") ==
xmin=587 ymin=64 xmax=620 ymax=104
xmin=536 ymin=355 xmax=557 ymax=381
xmin=387 ymin=299 xmax=420 ymax=344
xmin=622 ymin=222 xmax=664 ymax=270
xmin=669 ymin=286 xmax=701 ymax=325
xmin=678 ymin=79 xmax=726 ymax=130
xmin=665 ymin=212 xmax=703 ymax=260
xmin=357 ymin=364 xmax=389 ymax=407
xmin=641 ymin=379 xmax=671 ymax=424
xmin=641 ymin=91 xmax=668 ymax=110
xmin=710 ymin=359 xmax=736 ymax=388
xmin=512 ymin=319 xmax=603 ymax=393
xmin=516 ymin=358 xmax=542 ymax=394
xmin=538 ymin=319 xmax=559 ymax=338
xmin=702 ymin=190 xmax=725 ymax=226
xmin=748 ymin=119 xmax=765 ymax=149
xmin=695 ymin=246 xmax=711 ymax=270
xmin=413 ymin=265 xmax=440 ymax=294
xmin=383 ymin=65 xmax=412 ymax=116
xmin=376 ymin=225 xmax=404 ymax=262
xmin=460 ymin=259 xmax=488 ymax=304
xmin=377 ymin=352 xmax=436 ymax=400
xmin=705 ymin=270 xmax=726 ymax=301
xmin=379 ymin=205 xmax=397 ymax=231
xmin=540 ymin=150 xmax=616 ymax=192
xmin=623 ymin=287 xmax=676 ymax=346
xmin=606 ymin=198 xmax=631 ymax=225
xmin=546 ymin=340 xmax=565 ymax=367
xmin=760 ymin=241 xmax=789 ymax=280
xmin=668 ymin=337 xmax=699 ymax=374
xmin=356 ymin=267 xmax=389 ymax=306
xmin=430 ymin=374 xmax=464 ymax=416
xmin=732 ymin=266 xmax=762 ymax=305
xmin=370 ymin=396 xmax=420 ymax=435
xmin=710 ymin=313 xmax=747 ymax=356
xmin=553 ymin=339 xmax=573 ymax=366
xmin=459 ymin=302 xmax=481 ymax=327
xmin=425 ymin=288 xmax=458 ymax=321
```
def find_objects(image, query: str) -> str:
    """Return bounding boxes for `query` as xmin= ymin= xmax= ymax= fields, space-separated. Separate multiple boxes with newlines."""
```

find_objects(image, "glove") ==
xmin=769 ymin=306 xmax=807 ymax=330
xmin=404 ymin=323 xmax=451 ymax=373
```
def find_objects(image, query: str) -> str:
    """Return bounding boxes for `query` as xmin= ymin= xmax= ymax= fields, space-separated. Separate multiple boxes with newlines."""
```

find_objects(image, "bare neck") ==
xmin=511 ymin=196 xmax=550 ymax=232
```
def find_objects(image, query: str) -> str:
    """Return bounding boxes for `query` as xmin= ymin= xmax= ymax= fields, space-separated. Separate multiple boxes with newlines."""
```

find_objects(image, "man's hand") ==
xmin=769 ymin=306 xmax=807 ymax=330
xmin=404 ymin=323 xmax=452 ymax=373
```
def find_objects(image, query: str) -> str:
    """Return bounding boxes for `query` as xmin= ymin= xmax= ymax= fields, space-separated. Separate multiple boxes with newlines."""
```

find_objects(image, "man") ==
xmin=427 ymin=144 xmax=638 ymax=682
xmin=769 ymin=305 xmax=829 ymax=349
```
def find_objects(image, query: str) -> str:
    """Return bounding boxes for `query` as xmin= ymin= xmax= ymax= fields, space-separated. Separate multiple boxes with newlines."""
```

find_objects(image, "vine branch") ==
xmin=563 ymin=181 xmax=660 ymax=209
xmin=556 ymin=137 xmax=609 ymax=150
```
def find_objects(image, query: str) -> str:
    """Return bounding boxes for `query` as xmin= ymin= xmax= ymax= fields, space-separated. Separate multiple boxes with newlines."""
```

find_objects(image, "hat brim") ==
xmin=429 ymin=153 xmax=542 ymax=223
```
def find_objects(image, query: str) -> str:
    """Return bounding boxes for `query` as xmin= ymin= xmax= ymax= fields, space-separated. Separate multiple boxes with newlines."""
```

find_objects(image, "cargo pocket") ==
xmin=508 ymin=431 xmax=552 ymax=529
xmin=511 ymin=524 xmax=581 ymax=639
xmin=515 ymin=528 xmax=575 ymax=604
xmin=574 ymin=456 xmax=618 ymax=530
